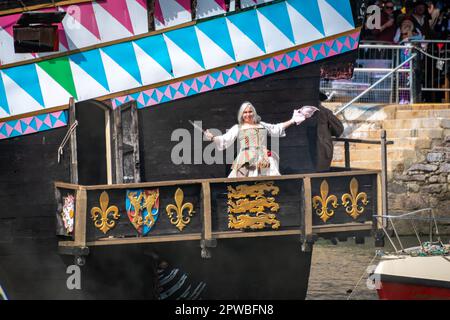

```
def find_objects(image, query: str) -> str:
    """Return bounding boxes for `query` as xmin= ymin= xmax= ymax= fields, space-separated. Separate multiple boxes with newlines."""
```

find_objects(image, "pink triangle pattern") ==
xmin=318 ymin=45 xmax=326 ymax=57
xmin=171 ymin=82 xmax=182 ymax=91
xmin=197 ymin=75 xmax=208 ymax=84
xmin=182 ymin=83 xmax=191 ymax=94
xmin=35 ymin=118 xmax=43 ymax=130
xmin=335 ymin=40 xmax=344 ymax=52
xmin=200 ymin=83 xmax=210 ymax=92
xmin=163 ymin=86 xmax=172 ymax=98
xmin=53 ymin=120 xmax=66 ymax=127
xmin=14 ymin=121 xmax=22 ymax=133
xmin=208 ymin=75 xmax=217 ymax=88
xmin=0 ymin=111 xmax=68 ymax=140
xmin=23 ymin=126 xmax=37 ymax=135
xmin=135 ymin=0 xmax=148 ymax=9
xmin=242 ymin=66 xmax=250 ymax=78
xmin=154 ymin=0 xmax=165 ymax=25
xmin=21 ymin=117 xmax=33 ymax=125
xmin=214 ymin=0 xmax=227 ymax=11
xmin=98 ymin=0 xmax=135 ymax=34
xmin=343 ymin=37 xmax=351 ymax=49
xmin=174 ymin=91 xmax=185 ymax=99
xmin=137 ymin=93 xmax=145 ymax=106
xmin=0 ymin=14 xmax=20 ymax=37
xmin=191 ymin=79 xmax=199 ymax=92
xmin=5 ymin=124 xmax=13 ymax=136
xmin=175 ymin=0 xmax=192 ymax=13
xmin=216 ymin=73 xmax=225 ymax=85
xmin=1 ymin=1 xmax=150 ymax=66
xmin=61 ymin=3 xmax=101 ymax=40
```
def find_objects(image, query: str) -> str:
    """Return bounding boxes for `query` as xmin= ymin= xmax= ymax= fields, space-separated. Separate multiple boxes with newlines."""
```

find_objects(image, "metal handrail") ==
xmin=359 ymin=43 xmax=413 ymax=49
xmin=409 ymin=39 xmax=450 ymax=44
xmin=333 ymin=53 xmax=417 ymax=116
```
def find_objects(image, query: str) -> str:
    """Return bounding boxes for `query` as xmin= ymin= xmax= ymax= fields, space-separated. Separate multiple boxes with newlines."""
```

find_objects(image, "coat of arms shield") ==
xmin=126 ymin=189 xmax=159 ymax=235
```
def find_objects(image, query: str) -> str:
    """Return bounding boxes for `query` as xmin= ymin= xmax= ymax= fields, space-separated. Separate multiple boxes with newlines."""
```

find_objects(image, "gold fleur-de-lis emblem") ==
xmin=166 ymin=188 xmax=195 ymax=231
xmin=312 ymin=180 xmax=339 ymax=223
xmin=91 ymin=191 xmax=120 ymax=234
xmin=342 ymin=178 xmax=368 ymax=219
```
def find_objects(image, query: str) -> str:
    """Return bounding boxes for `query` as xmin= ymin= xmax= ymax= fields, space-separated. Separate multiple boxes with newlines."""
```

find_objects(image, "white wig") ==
xmin=237 ymin=101 xmax=261 ymax=124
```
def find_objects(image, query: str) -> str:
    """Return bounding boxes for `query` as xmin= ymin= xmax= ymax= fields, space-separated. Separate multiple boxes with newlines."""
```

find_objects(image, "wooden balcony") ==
xmin=55 ymin=169 xmax=382 ymax=258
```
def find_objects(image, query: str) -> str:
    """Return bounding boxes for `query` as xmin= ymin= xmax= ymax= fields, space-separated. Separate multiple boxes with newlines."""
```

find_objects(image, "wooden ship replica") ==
xmin=0 ymin=0 xmax=381 ymax=299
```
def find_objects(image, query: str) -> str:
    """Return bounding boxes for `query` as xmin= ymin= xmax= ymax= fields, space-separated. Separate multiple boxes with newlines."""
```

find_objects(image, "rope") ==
xmin=346 ymin=251 xmax=379 ymax=300
xmin=414 ymin=46 xmax=450 ymax=61
xmin=57 ymin=120 xmax=78 ymax=163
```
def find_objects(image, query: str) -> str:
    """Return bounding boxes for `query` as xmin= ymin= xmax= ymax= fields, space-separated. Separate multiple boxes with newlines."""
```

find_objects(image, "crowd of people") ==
xmin=362 ymin=0 xmax=450 ymax=43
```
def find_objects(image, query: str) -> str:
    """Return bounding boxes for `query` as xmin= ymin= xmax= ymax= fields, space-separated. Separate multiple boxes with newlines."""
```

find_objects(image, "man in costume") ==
xmin=315 ymin=92 xmax=344 ymax=172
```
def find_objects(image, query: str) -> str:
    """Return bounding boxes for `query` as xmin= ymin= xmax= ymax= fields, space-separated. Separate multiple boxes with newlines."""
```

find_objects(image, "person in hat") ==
xmin=314 ymin=92 xmax=344 ymax=172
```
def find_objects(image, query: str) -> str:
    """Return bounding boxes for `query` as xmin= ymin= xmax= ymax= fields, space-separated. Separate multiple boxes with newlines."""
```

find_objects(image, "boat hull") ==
xmin=378 ymin=280 xmax=450 ymax=300
xmin=375 ymin=255 xmax=450 ymax=300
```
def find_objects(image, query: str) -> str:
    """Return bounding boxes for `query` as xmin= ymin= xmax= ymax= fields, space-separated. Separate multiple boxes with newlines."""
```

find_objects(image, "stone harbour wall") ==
xmin=389 ymin=135 xmax=450 ymax=235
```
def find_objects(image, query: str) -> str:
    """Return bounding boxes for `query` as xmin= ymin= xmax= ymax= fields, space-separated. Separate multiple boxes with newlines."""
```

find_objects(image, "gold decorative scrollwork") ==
xmin=166 ymin=188 xmax=195 ymax=231
xmin=227 ymin=182 xmax=280 ymax=230
xmin=142 ymin=190 xmax=159 ymax=228
xmin=227 ymin=182 xmax=279 ymax=199
xmin=127 ymin=192 xmax=144 ymax=229
xmin=91 ymin=191 xmax=120 ymax=234
xmin=228 ymin=213 xmax=281 ymax=230
xmin=228 ymin=196 xmax=280 ymax=214
xmin=312 ymin=180 xmax=339 ymax=223
xmin=342 ymin=178 xmax=368 ymax=219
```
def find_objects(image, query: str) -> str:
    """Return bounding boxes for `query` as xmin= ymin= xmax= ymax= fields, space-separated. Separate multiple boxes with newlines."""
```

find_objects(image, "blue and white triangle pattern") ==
xmin=0 ymin=72 xmax=10 ymax=117
xmin=0 ymin=0 xmax=356 ymax=120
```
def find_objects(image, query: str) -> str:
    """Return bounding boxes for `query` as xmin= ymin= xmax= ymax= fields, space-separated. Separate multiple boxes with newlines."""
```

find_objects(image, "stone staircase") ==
xmin=330 ymin=104 xmax=450 ymax=177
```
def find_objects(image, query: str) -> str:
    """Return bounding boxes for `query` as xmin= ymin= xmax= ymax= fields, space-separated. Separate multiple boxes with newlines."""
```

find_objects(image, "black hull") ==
xmin=0 ymin=52 xmax=357 ymax=300
xmin=0 ymin=236 xmax=311 ymax=299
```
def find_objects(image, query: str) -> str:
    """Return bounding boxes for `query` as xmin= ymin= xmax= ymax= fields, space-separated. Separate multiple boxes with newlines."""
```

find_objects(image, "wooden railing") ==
xmin=55 ymin=170 xmax=382 ymax=258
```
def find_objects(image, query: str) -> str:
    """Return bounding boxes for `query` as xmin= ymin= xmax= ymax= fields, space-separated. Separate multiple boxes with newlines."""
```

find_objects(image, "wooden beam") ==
xmin=69 ymin=98 xmax=78 ymax=184
xmin=112 ymin=106 xmax=123 ymax=184
xmin=80 ymin=170 xmax=381 ymax=190
xmin=104 ymin=109 xmax=113 ymax=185
xmin=213 ymin=229 xmax=301 ymax=239
xmin=85 ymin=233 xmax=202 ymax=246
xmin=61 ymin=221 xmax=373 ymax=248
xmin=73 ymin=188 xmax=87 ymax=248
xmin=54 ymin=181 xmax=81 ymax=190
xmin=312 ymin=222 xmax=373 ymax=234
xmin=130 ymin=101 xmax=141 ymax=183
xmin=377 ymin=172 xmax=384 ymax=229
xmin=302 ymin=177 xmax=313 ymax=251
xmin=201 ymin=182 xmax=212 ymax=242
